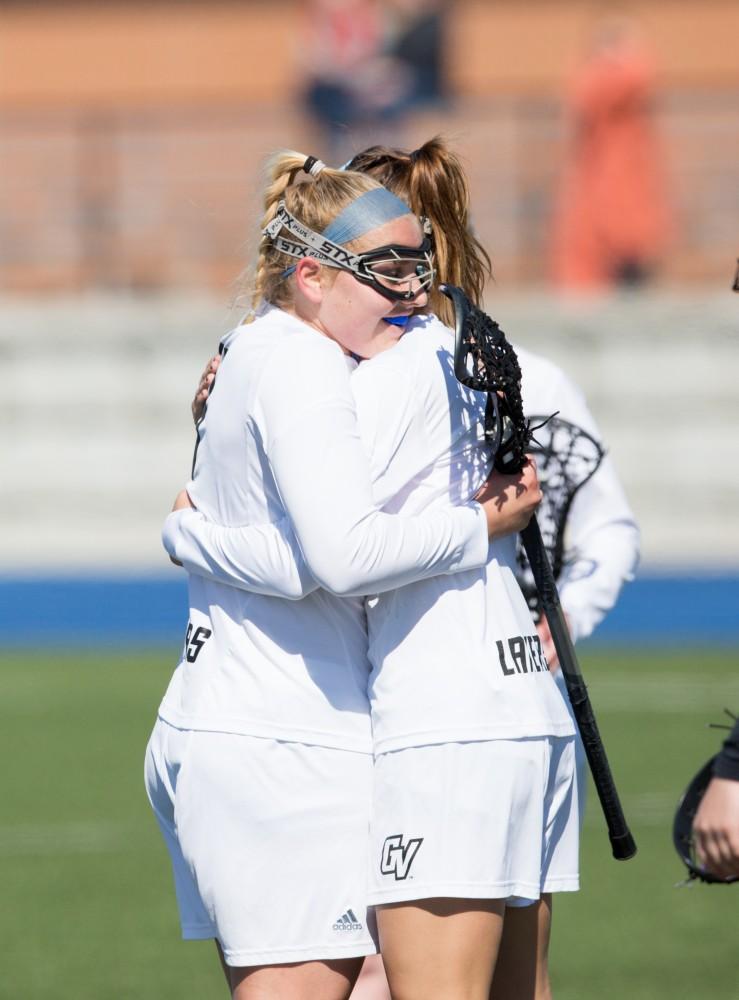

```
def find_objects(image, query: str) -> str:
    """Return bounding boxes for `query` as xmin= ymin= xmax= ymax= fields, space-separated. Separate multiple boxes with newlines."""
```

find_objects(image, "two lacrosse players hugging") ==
xmin=145 ymin=139 xmax=639 ymax=1000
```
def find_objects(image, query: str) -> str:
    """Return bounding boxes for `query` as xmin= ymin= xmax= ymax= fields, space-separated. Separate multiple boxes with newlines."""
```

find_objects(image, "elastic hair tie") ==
xmin=303 ymin=156 xmax=326 ymax=178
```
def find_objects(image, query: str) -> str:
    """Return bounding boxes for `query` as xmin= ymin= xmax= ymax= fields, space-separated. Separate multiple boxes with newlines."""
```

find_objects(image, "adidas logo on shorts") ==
xmin=333 ymin=909 xmax=363 ymax=932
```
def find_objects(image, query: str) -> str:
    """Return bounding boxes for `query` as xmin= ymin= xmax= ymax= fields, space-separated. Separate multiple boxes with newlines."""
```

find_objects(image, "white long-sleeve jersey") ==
xmin=157 ymin=307 xmax=489 ymax=753
xmin=515 ymin=347 xmax=640 ymax=642
xmin=353 ymin=319 xmax=573 ymax=751
xmin=164 ymin=313 xmax=575 ymax=753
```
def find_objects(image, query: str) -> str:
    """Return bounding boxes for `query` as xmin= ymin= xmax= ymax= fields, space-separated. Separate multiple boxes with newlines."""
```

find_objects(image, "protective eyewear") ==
xmin=263 ymin=202 xmax=435 ymax=303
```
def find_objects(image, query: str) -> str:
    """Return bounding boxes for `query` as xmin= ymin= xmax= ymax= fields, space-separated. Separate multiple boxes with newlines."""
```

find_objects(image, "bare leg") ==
xmin=378 ymin=898 xmax=505 ymax=1000
xmin=230 ymin=958 xmax=364 ymax=1000
xmin=488 ymin=895 xmax=552 ymax=1000
xmin=350 ymin=955 xmax=392 ymax=1000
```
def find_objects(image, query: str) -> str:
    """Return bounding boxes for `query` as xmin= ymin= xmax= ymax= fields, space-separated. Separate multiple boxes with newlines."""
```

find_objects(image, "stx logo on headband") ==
xmin=273 ymin=236 xmax=359 ymax=269
xmin=273 ymin=237 xmax=316 ymax=261
xmin=267 ymin=202 xmax=361 ymax=270
xmin=264 ymin=200 xmax=433 ymax=303
xmin=318 ymin=241 xmax=356 ymax=267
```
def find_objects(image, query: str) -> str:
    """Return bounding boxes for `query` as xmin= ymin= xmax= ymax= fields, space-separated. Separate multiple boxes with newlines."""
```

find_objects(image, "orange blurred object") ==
xmin=551 ymin=24 xmax=674 ymax=290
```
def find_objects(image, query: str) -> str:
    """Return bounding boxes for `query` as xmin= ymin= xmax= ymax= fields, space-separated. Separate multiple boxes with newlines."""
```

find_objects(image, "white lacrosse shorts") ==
xmin=554 ymin=668 xmax=588 ymax=826
xmin=144 ymin=718 xmax=379 ymax=966
xmin=368 ymin=736 xmax=579 ymax=907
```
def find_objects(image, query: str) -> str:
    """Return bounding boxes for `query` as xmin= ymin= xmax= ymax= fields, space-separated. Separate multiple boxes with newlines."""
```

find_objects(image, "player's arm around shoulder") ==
xmin=162 ymin=506 xmax=317 ymax=600
xmin=252 ymin=326 xmax=489 ymax=597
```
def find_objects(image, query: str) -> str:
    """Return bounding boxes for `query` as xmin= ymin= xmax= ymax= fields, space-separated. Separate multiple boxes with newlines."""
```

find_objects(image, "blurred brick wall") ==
xmin=1 ymin=106 xmax=313 ymax=292
xmin=1 ymin=0 xmax=738 ymax=291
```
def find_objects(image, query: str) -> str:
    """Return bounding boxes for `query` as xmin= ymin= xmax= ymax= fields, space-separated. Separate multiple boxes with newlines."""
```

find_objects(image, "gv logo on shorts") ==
xmin=380 ymin=834 xmax=423 ymax=880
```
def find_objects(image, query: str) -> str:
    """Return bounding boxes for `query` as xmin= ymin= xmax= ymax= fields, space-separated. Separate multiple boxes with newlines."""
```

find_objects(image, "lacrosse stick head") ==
xmin=441 ymin=282 xmax=485 ymax=389
xmin=440 ymin=283 xmax=531 ymax=473
xmin=673 ymin=755 xmax=739 ymax=885
xmin=515 ymin=415 xmax=605 ymax=615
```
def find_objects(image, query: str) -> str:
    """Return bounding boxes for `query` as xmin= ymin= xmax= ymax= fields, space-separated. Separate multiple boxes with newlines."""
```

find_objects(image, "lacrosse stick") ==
xmin=515 ymin=415 xmax=604 ymax=619
xmin=442 ymin=283 xmax=636 ymax=861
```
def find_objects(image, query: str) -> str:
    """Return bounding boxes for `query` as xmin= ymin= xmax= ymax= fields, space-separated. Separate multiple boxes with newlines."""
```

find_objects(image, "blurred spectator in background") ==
xmin=551 ymin=17 xmax=673 ymax=291
xmin=301 ymin=0 xmax=446 ymax=161
xmin=384 ymin=0 xmax=445 ymax=109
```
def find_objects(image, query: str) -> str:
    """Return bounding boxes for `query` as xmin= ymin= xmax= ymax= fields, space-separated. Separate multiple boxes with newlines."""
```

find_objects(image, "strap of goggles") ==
xmin=264 ymin=202 xmax=433 ymax=303
xmin=264 ymin=203 xmax=362 ymax=271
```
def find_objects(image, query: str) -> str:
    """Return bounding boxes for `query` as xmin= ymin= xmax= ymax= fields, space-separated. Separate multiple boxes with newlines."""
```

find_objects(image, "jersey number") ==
xmin=185 ymin=622 xmax=212 ymax=663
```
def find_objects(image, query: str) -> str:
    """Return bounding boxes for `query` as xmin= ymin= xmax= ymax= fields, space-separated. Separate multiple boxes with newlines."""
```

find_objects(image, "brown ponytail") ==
xmin=346 ymin=137 xmax=492 ymax=327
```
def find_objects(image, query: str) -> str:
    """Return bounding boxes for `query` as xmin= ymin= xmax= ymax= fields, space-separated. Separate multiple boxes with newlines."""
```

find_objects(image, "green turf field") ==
xmin=1 ymin=647 xmax=738 ymax=1000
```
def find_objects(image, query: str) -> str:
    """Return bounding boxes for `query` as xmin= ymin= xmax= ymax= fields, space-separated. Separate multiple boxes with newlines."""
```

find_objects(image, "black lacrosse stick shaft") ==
xmin=442 ymin=283 xmax=636 ymax=861
xmin=520 ymin=517 xmax=636 ymax=859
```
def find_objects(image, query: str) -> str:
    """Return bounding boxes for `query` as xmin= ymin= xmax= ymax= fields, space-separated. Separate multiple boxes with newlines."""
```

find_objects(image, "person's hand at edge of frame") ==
xmin=692 ymin=776 xmax=739 ymax=880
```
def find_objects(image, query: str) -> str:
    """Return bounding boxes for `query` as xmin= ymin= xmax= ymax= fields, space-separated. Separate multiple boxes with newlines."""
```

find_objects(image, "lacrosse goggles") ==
xmin=263 ymin=201 xmax=435 ymax=304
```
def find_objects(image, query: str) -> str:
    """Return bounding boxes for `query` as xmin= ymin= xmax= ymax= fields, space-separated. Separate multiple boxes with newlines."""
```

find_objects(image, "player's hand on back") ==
xmin=192 ymin=354 xmax=221 ymax=424
xmin=475 ymin=456 xmax=542 ymax=540
xmin=172 ymin=489 xmax=195 ymax=513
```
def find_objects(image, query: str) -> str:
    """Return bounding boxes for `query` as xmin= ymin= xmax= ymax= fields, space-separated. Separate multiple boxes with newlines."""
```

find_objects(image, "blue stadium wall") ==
xmin=2 ymin=573 xmax=738 ymax=648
